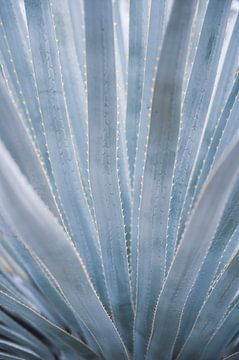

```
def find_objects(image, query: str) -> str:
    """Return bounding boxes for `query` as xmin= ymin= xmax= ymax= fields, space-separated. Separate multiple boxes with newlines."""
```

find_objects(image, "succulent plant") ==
xmin=0 ymin=0 xmax=239 ymax=359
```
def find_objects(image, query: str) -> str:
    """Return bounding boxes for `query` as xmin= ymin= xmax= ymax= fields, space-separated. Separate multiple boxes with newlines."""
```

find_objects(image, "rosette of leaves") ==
xmin=0 ymin=0 xmax=239 ymax=359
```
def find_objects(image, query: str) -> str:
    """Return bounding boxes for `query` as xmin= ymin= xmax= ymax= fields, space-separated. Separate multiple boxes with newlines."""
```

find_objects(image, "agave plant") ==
xmin=0 ymin=0 xmax=239 ymax=359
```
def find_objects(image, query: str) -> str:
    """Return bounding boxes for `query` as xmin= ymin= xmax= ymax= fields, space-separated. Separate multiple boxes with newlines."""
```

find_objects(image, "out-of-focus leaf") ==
xmin=0 ymin=291 xmax=98 ymax=360
xmin=0 ymin=141 xmax=129 ymax=360
xmin=0 ymin=339 xmax=41 ymax=360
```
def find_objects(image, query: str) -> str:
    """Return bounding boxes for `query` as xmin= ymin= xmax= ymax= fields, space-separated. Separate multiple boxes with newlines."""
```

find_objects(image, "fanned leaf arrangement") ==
xmin=0 ymin=0 xmax=239 ymax=359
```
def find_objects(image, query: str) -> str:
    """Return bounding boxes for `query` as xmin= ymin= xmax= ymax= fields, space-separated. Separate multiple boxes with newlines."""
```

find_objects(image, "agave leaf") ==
xmin=126 ymin=0 xmax=150 ymax=180
xmin=0 ymin=78 xmax=60 ymax=222
xmin=0 ymin=273 xmax=26 ymax=304
xmin=225 ymin=354 xmax=239 ymax=360
xmin=182 ymin=0 xmax=209 ymax=98
xmin=0 ymin=352 xmax=27 ymax=360
xmin=50 ymin=0 xmax=90 ymax=198
xmin=0 ymin=224 xmax=28 ymax=278
xmin=0 ymin=339 xmax=41 ymax=360
xmin=24 ymin=0 xmax=110 ymax=311
xmin=130 ymin=0 xmax=167 ymax=303
xmin=186 ymin=70 xmax=239 ymax=220
xmin=176 ymin=246 xmax=239 ymax=359
xmin=173 ymin=174 xmax=239 ymax=357
xmin=133 ymin=1 xmax=197 ymax=358
xmin=173 ymin=75 xmax=239 ymax=354
xmin=0 ymin=250 xmax=32 ymax=304
xmin=201 ymin=299 xmax=239 ymax=359
xmin=146 ymin=134 xmax=239 ymax=359
xmin=0 ymin=329 xmax=49 ymax=360
xmin=0 ymin=220 xmax=88 ymax=339
xmin=212 ymin=78 xmax=239 ymax=165
xmin=0 ymin=270 xmax=58 ymax=326
xmin=0 ymin=0 xmax=93 ymax=228
xmin=181 ymin=0 xmax=233 ymax=194
xmin=0 ymin=291 xmax=98 ymax=360
xmin=0 ymin=0 xmax=31 ymax=127
xmin=177 ymin=14 xmax=239 ymax=242
xmin=215 ymin=225 xmax=239 ymax=278
xmin=83 ymin=0 xmax=133 ymax=351
xmin=0 ymin=1 xmax=239 ymax=359
xmin=0 ymin=309 xmax=55 ymax=360
xmin=66 ymin=0 xmax=87 ymax=86
xmin=0 ymin=0 xmax=54 ymax=177
xmin=0 ymin=324 xmax=41 ymax=352
xmin=0 ymin=141 xmax=129 ymax=359
xmin=113 ymin=0 xmax=128 ymax=93
xmin=113 ymin=0 xmax=132 ymax=260
xmin=166 ymin=0 xmax=232 ymax=271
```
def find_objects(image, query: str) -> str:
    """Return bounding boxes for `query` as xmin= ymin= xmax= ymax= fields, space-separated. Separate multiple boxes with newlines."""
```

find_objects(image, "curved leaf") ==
xmin=0 ymin=291 xmax=98 ymax=360
xmin=0 ymin=141 xmax=129 ymax=360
